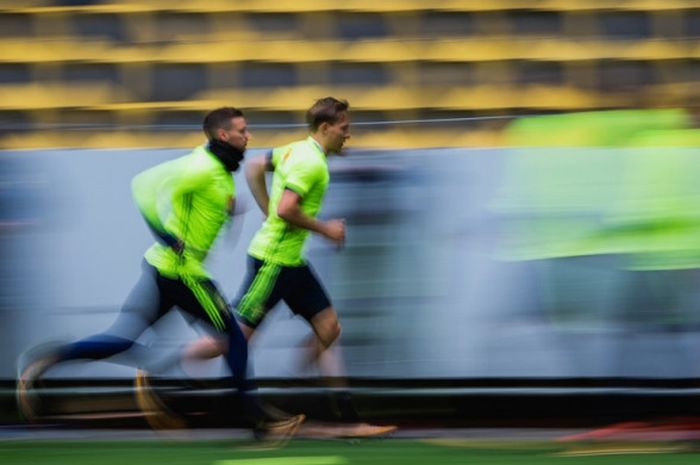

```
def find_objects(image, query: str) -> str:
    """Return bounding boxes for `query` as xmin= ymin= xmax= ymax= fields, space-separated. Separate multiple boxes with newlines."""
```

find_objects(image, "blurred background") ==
xmin=0 ymin=0 xmax=697 ymax=149
xmin=1 ymin=0 xmax=699 ymax=426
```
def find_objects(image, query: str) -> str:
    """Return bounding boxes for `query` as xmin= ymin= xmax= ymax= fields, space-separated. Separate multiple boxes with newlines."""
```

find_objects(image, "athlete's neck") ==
xmin=309 ymin=135 xmax=327 ymax=156
xmin=207 ymin=139 xmax=245 ymax=172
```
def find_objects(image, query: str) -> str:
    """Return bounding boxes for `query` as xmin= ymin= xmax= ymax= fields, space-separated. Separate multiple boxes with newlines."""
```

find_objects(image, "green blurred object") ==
xmin=494 ymin=146 xmax=700 ymax=269
xmin=626 ymin=129 xmax=700 ymax=148
xmin=504 ymin=109 xmax=694 ymax=147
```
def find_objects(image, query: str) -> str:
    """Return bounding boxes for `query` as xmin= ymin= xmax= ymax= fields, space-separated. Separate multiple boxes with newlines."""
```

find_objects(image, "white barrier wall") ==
xmin=2 ymin=147 xmax=700 ymax=379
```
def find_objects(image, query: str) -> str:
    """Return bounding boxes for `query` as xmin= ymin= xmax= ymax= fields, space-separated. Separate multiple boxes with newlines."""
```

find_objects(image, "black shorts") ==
xmin=106 ymin=261 xmax=235 ymax=341
xmin=234 ymin=255 xmax=332 ymax=328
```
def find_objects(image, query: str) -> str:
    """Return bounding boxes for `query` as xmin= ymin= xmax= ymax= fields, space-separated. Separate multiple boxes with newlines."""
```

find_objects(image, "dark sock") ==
xmin=334 ymin=390 xmax=360 ymax=422
xmin=224 ymin=323 xmax=268 ymax=425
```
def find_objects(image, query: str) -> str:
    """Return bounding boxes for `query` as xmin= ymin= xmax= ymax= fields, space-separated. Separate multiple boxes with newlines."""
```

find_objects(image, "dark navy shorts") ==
xmin=234 ymin=255 xmax=332 ymax=328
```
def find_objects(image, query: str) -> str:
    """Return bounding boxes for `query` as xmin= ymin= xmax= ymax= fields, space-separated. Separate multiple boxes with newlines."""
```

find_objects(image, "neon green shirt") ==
xmin=248 ymin=136 xmax=329 ymax=266
xmin=131 ymin=145 xmax=235 ymax=278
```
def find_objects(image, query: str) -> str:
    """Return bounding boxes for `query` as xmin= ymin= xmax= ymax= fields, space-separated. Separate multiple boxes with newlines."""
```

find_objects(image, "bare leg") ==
xmin=180 ymin=323 xmax=254 ymax=375
xmin=303 ymin=307 xmax=342 ymax=374
xmin=306 ymin=307 xmax=397 ymax=436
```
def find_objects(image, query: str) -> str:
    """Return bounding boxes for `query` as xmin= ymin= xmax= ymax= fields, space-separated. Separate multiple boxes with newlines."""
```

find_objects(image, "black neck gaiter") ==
xmin=208 ymin=139 xmax=245 ymax=172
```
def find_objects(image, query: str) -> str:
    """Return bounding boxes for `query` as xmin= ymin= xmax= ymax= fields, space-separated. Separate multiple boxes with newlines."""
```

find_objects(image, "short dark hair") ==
xmin=203 ymin=107 xmax=244 ymax=140
xmin=306 ymin=97 xmax=349 ymax=131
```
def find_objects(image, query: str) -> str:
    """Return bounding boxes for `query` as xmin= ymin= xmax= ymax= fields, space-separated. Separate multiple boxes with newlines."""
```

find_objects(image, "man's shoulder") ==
xmin=275 ymin=139 xmax=309 ymax=156
xmin=272 ymin=140 xmax=321 ymax=170
xmin=155 ymin=145 xmax=223 ymax=186
xmin=188 ymin=145 xmax=223 ymax=173
xmin=282 ymin=140 xmax=325 ymax=166
xmin=162 ymin=145 xmax=206 ymax=166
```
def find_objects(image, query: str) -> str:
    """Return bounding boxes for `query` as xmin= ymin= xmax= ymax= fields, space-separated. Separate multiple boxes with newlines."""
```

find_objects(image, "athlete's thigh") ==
xmin=174 ymin=276 xmax=233 ymax=334
xmin=284 ymin=263 xmax=332 ymax=324
xmin=103 ymin=262 xmax=171 ymax=340
xmin=234 ymin=257 xmax=288 ymax=329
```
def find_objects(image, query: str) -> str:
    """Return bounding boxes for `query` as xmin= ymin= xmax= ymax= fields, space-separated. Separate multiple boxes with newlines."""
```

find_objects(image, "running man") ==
xmin=182 ymin=97 xmax=396 ymax=436
xmin=17 ymin=107 xmax=304 ymax=442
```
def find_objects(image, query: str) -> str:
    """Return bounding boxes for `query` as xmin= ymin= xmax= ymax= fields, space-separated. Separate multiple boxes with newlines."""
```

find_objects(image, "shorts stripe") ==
xmin=236 ymin=262 xmax=281 ymax=325
xmin=182 ymin=274 xmax=225 ymax=330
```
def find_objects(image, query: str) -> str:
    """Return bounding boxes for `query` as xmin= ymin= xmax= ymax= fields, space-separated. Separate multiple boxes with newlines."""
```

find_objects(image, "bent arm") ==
xmin=131 ymin=158 xmax=209 ymax=250
xmin=245 ymin=153 xmax=273 ymax=217
xmin=277 ymin=189 xmax=345 ymax=244
xmin=131 ymin=166 xmax=179 ymax=248
xmin=277 ymin=189 xmax=325 ymax=234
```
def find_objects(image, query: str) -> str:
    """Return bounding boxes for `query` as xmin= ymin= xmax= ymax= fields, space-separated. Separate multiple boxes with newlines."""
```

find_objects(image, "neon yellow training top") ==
xmin=131 ymin=145 xmax=235 ymax=278
xmin=248 ymin=137 xmax=329 ymax=266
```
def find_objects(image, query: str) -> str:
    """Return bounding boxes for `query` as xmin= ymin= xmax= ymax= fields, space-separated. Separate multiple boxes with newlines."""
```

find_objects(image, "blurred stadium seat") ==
xmin=0 ymin=0 xmax=697 ymax=148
